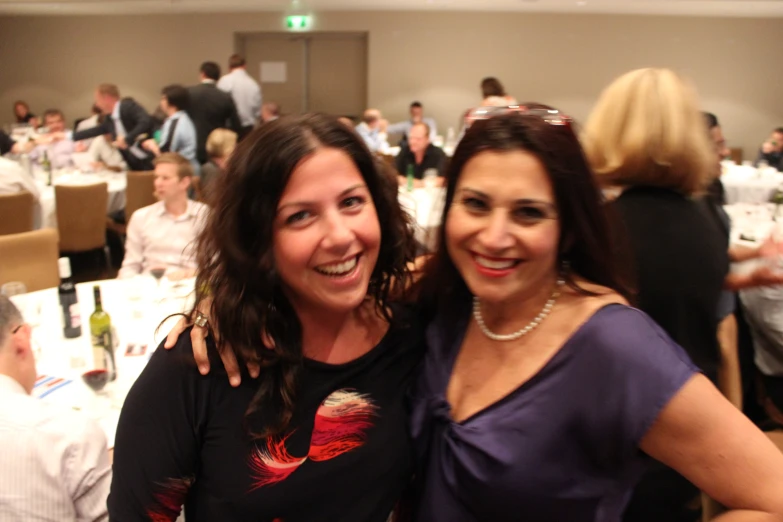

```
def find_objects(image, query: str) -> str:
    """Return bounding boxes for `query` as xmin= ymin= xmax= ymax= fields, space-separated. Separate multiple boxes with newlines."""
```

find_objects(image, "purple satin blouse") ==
xmin=410 ymin=304 xmax=698 ymax=522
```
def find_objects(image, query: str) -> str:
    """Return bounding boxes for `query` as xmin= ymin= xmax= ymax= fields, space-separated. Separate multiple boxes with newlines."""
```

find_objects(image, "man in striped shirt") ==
xmin=0 ymin=296 xmax=111 ymax=521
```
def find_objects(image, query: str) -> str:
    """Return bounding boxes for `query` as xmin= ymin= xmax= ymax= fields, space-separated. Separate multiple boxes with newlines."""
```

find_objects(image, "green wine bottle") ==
xmin=90 ymin=286 xmax=116 ymax=381
xmin=42 ymin=150 xmax=52 ymax=186
xmin=406 ymin=164 xmax=415 ymax=192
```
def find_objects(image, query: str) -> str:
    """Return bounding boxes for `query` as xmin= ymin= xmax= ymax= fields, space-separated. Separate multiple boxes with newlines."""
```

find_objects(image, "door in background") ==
xmin=241 ymin=33 xmax=306 ymax=116
xmin=239 ymin=32 xmax=367 ymax=120
xmin=307 ymin=34 xmax=367 ymax=120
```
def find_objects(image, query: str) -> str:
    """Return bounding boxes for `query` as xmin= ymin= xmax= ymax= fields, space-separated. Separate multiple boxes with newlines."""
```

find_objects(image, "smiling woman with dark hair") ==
xmin=110 ymin=114 xmax=421 ymax=521
xmin=409 ymin=107 xmax=783 ymax=521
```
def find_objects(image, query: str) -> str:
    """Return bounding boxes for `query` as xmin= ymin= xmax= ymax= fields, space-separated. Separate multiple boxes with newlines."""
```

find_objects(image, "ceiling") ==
xmin=1 ymin=0 xmax=783 ymax=17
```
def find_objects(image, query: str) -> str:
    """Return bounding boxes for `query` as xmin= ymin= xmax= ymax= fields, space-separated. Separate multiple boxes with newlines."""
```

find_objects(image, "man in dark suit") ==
xmin=70 ymin=83 xmax=154 ymax=171
xmin=188 ymin=62 xmax=242 ymax=165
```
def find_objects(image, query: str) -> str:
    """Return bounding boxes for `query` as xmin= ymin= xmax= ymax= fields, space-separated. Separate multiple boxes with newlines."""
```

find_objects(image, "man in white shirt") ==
xmin=87 ymin=134 xmax=127 ymax=172
xmin=30 ymin=109 xmax=75 ymax=170
xmin=0 ymin=156 xmax=40 ymax=200
xmin=387 ymin=101 xmax=438 ymax=142
xmin=0 ymin=296 xmax=111 ymax=521
xmin=355 ymin=108 xmax=390 ymax=154
xmin=217 ymin=54 xmax=262 ymax=138
xmin=0 ymin=157 xmax=42 ymax=228
xmin=118 ymin=152 xmax=208 ymax=279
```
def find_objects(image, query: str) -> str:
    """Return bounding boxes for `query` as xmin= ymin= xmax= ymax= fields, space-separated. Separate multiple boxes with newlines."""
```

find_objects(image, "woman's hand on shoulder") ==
xmin=163 ymin=298 xmax=261 ymax=387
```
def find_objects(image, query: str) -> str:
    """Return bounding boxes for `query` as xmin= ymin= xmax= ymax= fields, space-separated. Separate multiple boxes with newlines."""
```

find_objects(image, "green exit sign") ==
xmin=286 ymin=15 xmax=311 ymax=30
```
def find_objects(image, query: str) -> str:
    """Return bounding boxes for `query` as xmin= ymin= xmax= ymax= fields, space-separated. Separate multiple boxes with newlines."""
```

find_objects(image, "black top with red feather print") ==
xmin=108 ymin=307 xmax=423 ymax=522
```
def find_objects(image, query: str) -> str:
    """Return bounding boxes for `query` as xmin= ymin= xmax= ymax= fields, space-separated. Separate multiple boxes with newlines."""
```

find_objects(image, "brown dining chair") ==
xmin=0 ymin=191 xmax=35 ymax=235
xmin=125 ymin=171 xmax=157 ymax=223
xmin=55 ymin=183 xmax=111 ymax=269
xmin=0 ymin=228 xmax=60 ymax=291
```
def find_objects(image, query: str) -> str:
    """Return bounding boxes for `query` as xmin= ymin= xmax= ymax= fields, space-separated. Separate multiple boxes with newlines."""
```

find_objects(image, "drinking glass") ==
xmin=150 ymin=266 xmax=166 ymax=287
xmin=423 ymin=168 xmax=438 ymax=190
xmin=149 ymin=266 xmax=168 ymax=304
xmin=82 ymin=369 xmax=110 ymax=393
xmin=0 ymin=281 xmax=26 ymax=297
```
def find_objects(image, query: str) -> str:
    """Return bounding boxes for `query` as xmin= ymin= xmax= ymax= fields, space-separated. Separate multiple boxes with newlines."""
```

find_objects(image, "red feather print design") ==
xmin=249 ymin=389 xmax=378 ymax=490
xmin=248 ymin=431 xmax=307 ymax=489
xmin=146 ymin=476 xmax=194 ymax=521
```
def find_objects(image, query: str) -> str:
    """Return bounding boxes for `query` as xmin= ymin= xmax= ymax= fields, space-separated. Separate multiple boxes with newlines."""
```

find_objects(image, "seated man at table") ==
xmin=387 ymin=101 xmax=438 ymax=143
xmin=355 ymin=108 xmax=390 ymax=153
xmin=0 ymin=156 xmax=40 ymax=201
xmin=394 ymin=122 xmax=446 ymax=187
xmin=0 ymin=296 xmax=111 ymax=521
xmin=30 ymin=109 xmax=75 ymax=170
xmin=756 ymin=127 xmax=783 ymax=171
xmin=87 ymin=133 xmax=127 ymax=172
xmin=118 ymin=152 xmax=208 ymax=279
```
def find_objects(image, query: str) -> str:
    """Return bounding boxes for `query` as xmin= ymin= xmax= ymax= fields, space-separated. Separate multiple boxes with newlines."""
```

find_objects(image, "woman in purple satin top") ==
xmin=408 ymin=106 xmax=783 ymax=521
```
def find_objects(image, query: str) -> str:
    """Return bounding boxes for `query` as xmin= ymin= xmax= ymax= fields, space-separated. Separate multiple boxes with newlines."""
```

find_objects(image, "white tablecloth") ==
xmin=9 ymin=277 xmax=195 ymax=447
xmin=721 ymin=164 xmax=783 ymax=205
xmin=723 ymin=203 xmax=783 ymax=284
xmin=398 ymin=186 xmax=445 ymax=251
xmin=35 ymin=169 xmax=127 ymax=229
xmin=724 ymin=203 xmax=780 ymax=245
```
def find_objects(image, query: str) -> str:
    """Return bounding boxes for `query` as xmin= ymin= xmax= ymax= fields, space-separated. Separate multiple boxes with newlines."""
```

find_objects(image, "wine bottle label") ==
xmin=91 ymin=329 xmax=112 ymax=349
xmin=69 ymin=304 xmax=81 ymax=327
xmin=91 ymin=346 xmax=107 ymax=370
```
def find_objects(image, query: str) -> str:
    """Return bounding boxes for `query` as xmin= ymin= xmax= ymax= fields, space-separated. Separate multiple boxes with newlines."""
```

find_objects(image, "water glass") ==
xmin=0 ymin=281 xmax=26 ymax=297
xmin=423 ymin=168 xmax=438 ymax=189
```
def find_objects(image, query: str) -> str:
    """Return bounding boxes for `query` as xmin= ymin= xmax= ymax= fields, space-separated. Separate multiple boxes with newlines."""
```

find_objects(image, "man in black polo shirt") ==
xmin=394 ymin=122 xmax=446 ymax=187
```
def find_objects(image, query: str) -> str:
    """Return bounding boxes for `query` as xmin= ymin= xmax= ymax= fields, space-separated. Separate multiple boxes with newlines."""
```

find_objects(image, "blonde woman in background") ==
xmin=201 ymin=128 xmax=237 ymax=202
xmin=583 ymin=67 xmax=783 ymax=522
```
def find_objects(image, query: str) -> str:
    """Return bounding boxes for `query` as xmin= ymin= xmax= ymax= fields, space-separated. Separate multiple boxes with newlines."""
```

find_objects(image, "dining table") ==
xmin=9 ymin=275 xmax=195 ymax=448
xmin=398 ymin=185 xmax=446 ymax=252
xmin=33 ymin=152 xmax=127 ymax=229
xmin=721 ymin=162 xmax=783 ymax=205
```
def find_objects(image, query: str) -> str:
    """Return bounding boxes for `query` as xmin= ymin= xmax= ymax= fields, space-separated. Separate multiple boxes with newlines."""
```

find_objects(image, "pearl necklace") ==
xmin=473 ymin=279 xmax=565 ymax=342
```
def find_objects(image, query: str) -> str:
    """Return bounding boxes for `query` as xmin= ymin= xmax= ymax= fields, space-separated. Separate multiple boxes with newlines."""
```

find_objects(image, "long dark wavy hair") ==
xmin=417 ymin=109 xmax=632 ymax=324
xmin=193 ymin=114 xmax=415 ymax=438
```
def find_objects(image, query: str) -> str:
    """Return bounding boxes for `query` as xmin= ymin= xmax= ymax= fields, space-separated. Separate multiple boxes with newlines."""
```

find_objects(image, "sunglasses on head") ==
xmin=465 ymin=105 xmax=574 ymax=130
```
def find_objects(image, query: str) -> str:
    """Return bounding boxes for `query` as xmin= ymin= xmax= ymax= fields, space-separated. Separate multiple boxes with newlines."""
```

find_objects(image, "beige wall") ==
xmin=0 ymin=11 xmax=781 ymax=155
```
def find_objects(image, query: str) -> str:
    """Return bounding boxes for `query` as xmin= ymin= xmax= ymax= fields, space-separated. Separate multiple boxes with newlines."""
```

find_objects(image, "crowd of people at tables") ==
xmin=2 ymin=62 xmax=783 ymax=521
